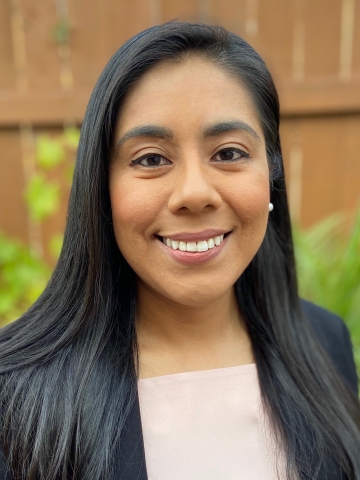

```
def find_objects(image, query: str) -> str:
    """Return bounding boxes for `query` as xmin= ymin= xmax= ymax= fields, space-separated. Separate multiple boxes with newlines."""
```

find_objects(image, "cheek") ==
xmin=225 ymin=170 xmax=270 ymax=224
xmin=109 ymin=177 xmax=164 ymax=245
xmin=224 ymin=174 xmax=270 ymax=272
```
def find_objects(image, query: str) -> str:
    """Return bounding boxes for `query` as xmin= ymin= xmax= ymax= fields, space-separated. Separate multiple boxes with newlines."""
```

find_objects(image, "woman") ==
xmin=0 ymin=22 xmax=359 ymax=480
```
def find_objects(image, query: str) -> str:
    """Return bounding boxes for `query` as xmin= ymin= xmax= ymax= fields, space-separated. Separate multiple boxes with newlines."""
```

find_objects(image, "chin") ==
xmin=159 ymin=283 xmax=235 ymax=308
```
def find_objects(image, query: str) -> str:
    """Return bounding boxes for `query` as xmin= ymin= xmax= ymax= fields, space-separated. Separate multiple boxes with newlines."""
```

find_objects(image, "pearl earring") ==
xmin=269 ymin=203 xmax=274 ymax=212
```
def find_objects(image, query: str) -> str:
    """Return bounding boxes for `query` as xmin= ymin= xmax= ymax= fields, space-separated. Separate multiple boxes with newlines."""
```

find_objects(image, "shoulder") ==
xmin=300 ymin=298 xmax=359 ymax=395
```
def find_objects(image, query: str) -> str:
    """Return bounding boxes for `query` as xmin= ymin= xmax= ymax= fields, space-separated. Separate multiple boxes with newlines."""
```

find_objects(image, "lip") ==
xmin=159 ymin=228 xmax=230 ymax=242
xmin=157 ymin=232 xmax=231 ymax=265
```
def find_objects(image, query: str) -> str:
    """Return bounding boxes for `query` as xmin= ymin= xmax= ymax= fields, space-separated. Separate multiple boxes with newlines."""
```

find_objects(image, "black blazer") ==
xmin=1 ymin=300 xmax=358 ymax=480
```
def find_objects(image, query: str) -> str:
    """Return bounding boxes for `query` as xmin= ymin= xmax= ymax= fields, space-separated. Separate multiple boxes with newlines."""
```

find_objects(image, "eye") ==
xmin=131 ymin=154 xmax=171 ymax=167
xmin=212 ymin=148 xmax=249 ymax=162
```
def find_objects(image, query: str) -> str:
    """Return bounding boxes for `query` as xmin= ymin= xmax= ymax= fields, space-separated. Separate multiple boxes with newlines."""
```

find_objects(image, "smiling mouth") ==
xmin=157 ymin=232 xmax=231 ymax=253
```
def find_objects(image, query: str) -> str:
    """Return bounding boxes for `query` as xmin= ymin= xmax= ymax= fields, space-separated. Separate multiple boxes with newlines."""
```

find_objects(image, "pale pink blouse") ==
xmin=138 ymin=363 xmax=287 ymax=480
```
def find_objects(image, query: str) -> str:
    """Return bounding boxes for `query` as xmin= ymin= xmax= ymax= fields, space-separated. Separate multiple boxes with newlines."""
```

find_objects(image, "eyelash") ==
xmin=213 ymin=148 xmax=250 ymax=162
xmin=131 ymin=148 xmax=250 ymax=168
xmin=131 ymin=154 xmax=171 ymax=168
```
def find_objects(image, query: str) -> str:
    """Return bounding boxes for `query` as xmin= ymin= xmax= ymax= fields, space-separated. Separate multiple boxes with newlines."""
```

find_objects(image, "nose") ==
xmin=168 ymin=157 xmax=222 ymax=214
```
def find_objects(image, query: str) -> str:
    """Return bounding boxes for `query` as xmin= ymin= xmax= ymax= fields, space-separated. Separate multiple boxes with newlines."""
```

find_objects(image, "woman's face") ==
xmin=110 ymin=56 xmax=270 ymax=307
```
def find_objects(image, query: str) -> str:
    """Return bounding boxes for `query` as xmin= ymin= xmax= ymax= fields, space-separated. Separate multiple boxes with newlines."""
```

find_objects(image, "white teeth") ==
xmin=162 ymin=234 xmax=227 ymax=252
xmin=197 ymin=240 xmax=208 ymax=252
xmin=214 ymin=236 xmax=221 ymax=246
xmin=208 ymin=238 xmax=215 ymax=249
xmin=186 ymin=242 xmax=197 ymax=252
xmin=179 ymin=241 xmax=187 ymax=251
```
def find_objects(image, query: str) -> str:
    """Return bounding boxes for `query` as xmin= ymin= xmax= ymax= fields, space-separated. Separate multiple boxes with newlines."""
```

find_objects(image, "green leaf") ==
xmin=25 ymin=174 xmax=61 ymax=222
xmin=49 ymin=234 xmax=63 ymax=259
xmin=36 ymin=135 xmax=65 ymax=169
xmin=63 ymin=127 xmax=80 ymax=149
xmin=0 ymin=233 xmax=50 ymax=326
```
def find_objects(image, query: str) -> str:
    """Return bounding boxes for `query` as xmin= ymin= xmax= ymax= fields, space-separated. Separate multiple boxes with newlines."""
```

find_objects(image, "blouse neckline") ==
xmin=138 ymin=362 xmax=257 ymax=385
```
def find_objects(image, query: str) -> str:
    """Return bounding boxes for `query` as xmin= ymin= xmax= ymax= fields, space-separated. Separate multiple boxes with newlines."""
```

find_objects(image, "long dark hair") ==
xmin=1 ymin=22 xmax=360 ymax=480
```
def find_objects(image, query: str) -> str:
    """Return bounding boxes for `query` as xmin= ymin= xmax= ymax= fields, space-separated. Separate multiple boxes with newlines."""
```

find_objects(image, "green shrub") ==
xmin=0 ymin=128 xmax=77 ymax=327
xmin=293 ymin=208 xmax=360 ymax=378
xmin=0 ymin=234 xmax=50 ymax=325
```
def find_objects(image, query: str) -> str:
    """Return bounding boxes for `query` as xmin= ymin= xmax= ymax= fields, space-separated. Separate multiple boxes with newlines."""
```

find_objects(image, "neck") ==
xmin=135 ymin=282 xmax=255 ymax=378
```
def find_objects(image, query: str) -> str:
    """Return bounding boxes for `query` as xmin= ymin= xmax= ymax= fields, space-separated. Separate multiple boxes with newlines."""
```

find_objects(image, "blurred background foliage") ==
xmin=0 ymin=128 xmax=78 ymax=325
xmin=0 ymin=129 xmax=359 ymax=380
xmin=293 ymin=209 xmax=360 ymax=378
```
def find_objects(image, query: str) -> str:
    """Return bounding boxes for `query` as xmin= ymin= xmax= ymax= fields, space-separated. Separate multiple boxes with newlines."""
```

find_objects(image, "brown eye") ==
xmin=132 ymin=154 xmax=171 ymax=167
xmin=213 ymin=148 xmax=249 ymax=162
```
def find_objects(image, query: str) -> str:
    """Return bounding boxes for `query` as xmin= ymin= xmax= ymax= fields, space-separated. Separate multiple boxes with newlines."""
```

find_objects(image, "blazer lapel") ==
xmin=114 ymin=392 xmax=148 ymax=480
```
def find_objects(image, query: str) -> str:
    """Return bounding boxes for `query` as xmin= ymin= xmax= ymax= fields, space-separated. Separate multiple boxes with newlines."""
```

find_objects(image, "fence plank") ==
xmin=207 ymin=0 xmax=246 ymax=35
xmin=22 ymin=0 xmax=61 ymax=90
xmin=69 ymin=0 xmax=110 ymax=91
xmin=0 ymin=0 xmax=16 ymax=89
xmin=161 ymin=0 xmax=201 ymax=23
xmin=0 ymin=90 xmax=89 ymax=125
xmin=352 ymin=0 xmax=360 ymax=75
xmin=304 ymin=0 xmax=342 ymax=78
xmin=107 ymin=0 xmax=152 ymax=49
xmin=256 ymin=0 xmax=294 ymax=83
xmin=299 ymin=114 xmax=360 ymax=226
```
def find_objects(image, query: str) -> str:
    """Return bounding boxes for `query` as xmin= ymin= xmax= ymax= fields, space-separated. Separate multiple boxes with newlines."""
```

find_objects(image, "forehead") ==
xmin=116 ymin=55 xmax=263 ymax=139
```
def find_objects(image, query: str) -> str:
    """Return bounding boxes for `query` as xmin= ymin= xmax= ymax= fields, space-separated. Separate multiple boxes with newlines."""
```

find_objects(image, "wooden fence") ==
xmin=1 ymin=0 xmax=360 ymax=260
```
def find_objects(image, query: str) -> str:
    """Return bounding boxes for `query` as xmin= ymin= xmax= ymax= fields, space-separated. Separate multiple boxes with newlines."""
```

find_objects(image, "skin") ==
xmin=109 ymin=56 xmax=270 ymax=378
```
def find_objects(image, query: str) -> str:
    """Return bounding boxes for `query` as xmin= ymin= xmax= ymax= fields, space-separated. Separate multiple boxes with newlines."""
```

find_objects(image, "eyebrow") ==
xmin=115 ymin=119 xmax=260 ymax=151
xmin=203 ymin=120 xmax=260 ymax=142
xmin=115 ymin=125 xmax=173 ymax=151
